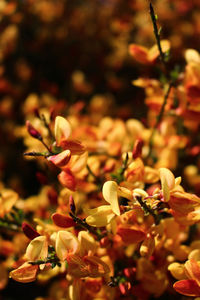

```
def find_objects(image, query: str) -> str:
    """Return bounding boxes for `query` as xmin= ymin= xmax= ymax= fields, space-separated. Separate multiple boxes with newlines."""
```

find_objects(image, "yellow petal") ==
xmin=168 ymin=262 xmax=186 ymax=280
xmin=55 ymin=231 xmax=79 ymax=261
xmin=133 ymin=188 xmax=148 ymax=199
xmin=69 ymin=279 xmax=82 ymax=300
xmin=189 ymin=249 xmax=200 ymax=261
xmin=159 ymin=168 xmax=175 ymax=201
xmin=26 ymin=236 xmax=48 ymax=269
xmin=102 ymin=181 xmax=120 ymax=216
xmin=185 ymin=49 xmax=200 ymax=64
xmin=70 ymin=152 xmax=88 ymax=174
xmin=117 ymin=186 xmax=133 ymax=201
xmin=78 ymin=231 xmax=97 ymax=256
xmin=54 ymin=116 xmax=71 ymax=146
xmin=86 ymin=205 xmax=116 ymax=227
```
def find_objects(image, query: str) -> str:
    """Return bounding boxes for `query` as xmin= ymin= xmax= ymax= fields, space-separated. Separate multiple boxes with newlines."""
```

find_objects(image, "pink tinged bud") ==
xmin=47 ymin=150 xmax=71 ymax=168
xmin=132 ymin=138 xmax=143 ymax=159
xmin=22 ymin=222 xmax=40 ymax=240
xmin=58 ymin=169 xmax=77 ymax=191
xmin=119 ymin=282 xmax=131 ymax=295
xmin=52 ymin=213 xmax=76 ymax=228
xmin=69 ymin=195 xmax=76 ymax=214
xmin=26 ymin=120 xmax=42 ymax=140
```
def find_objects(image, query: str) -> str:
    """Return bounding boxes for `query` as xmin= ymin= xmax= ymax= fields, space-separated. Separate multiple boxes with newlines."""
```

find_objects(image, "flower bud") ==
xmin=22 ymin=222 xmax=40 ymax=240
xmin=69 ymin=195 xmax=76 ymax=214
xmin=26 ymin=120 xmax=42 ymax=140
xmin=132 ymin=138 xmax=143 ymax=159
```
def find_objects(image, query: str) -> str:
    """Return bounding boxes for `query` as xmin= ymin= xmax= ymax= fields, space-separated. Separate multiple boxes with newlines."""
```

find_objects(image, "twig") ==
xmin=24 ymin=151 xmax=51 ymax=157
xmin=69 ymin=212 xmax=104 ymax=240
xmin=135 ymin=195 xmax=160 ymax=225
xmin=149 ymin=2 xmax=166 ymax=67
xmin=40 ymin=114 xmax=54 ymax=141
xmin=29 ymin=257 xmax=61 ymax=267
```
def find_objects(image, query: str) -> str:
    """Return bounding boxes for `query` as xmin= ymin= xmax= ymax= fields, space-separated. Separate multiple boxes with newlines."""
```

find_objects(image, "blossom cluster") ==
xmin=0 ymin=1 xmax=200 ymax=300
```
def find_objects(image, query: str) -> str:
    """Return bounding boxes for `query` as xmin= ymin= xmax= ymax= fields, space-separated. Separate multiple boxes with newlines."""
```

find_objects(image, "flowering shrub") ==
xmin=0 ymin=1 xmax=200 ymax=300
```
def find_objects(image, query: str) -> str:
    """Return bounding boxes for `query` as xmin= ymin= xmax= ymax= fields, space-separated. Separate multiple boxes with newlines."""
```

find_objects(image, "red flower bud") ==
xmin=22 ymin=222 xmax=40 ymax=240
xmin=132 ymin=138 xmax=143 ymax=159
xmin=69 ymin=195 xmax=76 ymax=214
xmin=26 ymin=120 xmax=42 ymax=140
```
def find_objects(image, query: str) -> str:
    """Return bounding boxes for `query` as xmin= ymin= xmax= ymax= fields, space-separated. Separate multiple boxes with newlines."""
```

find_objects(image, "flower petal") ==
xmin=58 ymin=169 xmax=76 ymax=191
xmin=52 ymin=213 xmax=76 ymax=228
xmin=78 ymin=231 xmax=97 ymax=256
xmin=55 ymin=231 xmax=79 ymax=261
xmin=54 ymin=116 xmax=71 ymax=146
xmin=47 ymin=150 xmax=71 ymax=168
xmin=168 ymin=262 xmax=186 ymax=280
xmin=129 ymin=44 xmax=149 ymax=64
xmin=86 ymin=205 xmax=115 ymax=227
xmin=117 ymin=226 xmax=146 ymax=244
xmin=9 ymin=262 xmax=38 ymax=283
xmin=102 ymin=181 xmax=120 ymax=216
xmin=59 ymin=140 xmax=86 ymax=155
xmin=26 ymin=236 xmax=48 ymax=262
xmin=159 ymin=168 xmax=175 ymax=201
xmin=185 ymin=259 xmax=200 ymax=286
xmin=185 ymin=49 xmax=200 ymax=64
xmin=173 ymin=279 xmax=200 ymax=297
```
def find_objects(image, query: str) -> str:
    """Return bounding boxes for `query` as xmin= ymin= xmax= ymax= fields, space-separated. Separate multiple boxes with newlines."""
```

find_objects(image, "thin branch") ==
xmin=40 ymin=114 xmax=54 ymax=141
xmin=149 ymin=2 xmax=166 ymax=67
xmin=69 ymin=212 xmax=104 ymax=240
xmin=135 ymin=195 xmax=160 ymax=225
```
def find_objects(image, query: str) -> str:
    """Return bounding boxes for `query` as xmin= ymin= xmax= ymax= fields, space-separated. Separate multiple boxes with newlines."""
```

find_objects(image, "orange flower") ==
xmin=67 ymin=254 xmax=110 ymax=278
xmin=54 ymin=116 xmax=85 ymax=155
xmin=129 ymin=40 xmax=170 ymax=65
xmin=9 ymin=262 xmax=39 ymax=283
xmin=171 ymin=259 xmax=200 ymax=297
